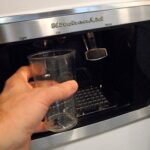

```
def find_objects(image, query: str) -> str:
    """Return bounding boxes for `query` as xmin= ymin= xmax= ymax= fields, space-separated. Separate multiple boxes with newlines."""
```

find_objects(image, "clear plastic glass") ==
xmin=28 ymin=49 xmax=77 ymax=132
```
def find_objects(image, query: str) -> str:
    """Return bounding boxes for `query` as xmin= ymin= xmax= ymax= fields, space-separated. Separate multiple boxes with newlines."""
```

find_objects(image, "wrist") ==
xmin=0 ymin=113 xmax=30 ymax=150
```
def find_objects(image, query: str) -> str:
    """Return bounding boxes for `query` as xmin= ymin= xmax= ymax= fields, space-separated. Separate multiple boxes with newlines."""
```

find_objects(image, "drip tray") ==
xmin=75 ymin=85 xmax=117 ymax=117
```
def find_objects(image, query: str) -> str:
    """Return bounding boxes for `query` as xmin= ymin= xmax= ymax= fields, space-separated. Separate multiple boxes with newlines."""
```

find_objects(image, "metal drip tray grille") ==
xmin=75 ymin=85 xmax=116 ymax=117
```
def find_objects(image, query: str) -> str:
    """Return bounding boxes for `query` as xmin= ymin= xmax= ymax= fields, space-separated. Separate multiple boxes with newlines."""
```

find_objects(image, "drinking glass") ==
xmin=28 ymin=49 xmax=77 ymax=132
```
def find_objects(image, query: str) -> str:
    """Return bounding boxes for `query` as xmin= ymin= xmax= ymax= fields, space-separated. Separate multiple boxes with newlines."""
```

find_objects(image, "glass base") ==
xmin=46 ymin=112 xmax=77 ymax=132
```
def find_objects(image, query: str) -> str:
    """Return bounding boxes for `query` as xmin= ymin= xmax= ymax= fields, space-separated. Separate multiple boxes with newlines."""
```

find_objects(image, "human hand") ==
xmin=0 ymin=66 xmax=78 ymax=150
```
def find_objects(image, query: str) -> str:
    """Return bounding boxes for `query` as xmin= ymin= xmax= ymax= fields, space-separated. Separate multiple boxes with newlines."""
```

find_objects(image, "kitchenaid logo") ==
xmin=51 ymin=16 xmax=104 ymax=29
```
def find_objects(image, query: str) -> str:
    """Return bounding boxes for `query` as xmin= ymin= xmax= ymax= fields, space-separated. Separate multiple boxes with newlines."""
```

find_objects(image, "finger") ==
xmin=4 ymin=66 xmax=46 ymax=90
xmin=33 ymin=122 xmax=47 ymax=133
xmin=30 ymin=80 xmax=58 ymax=88
xmin=29 ymin=62 xmax=46 ymax=76
xmin=5 ymin=66 xmax=32 ymax=84
xmin=6 ymin=65 xmax=44 ymax=86
xmin=3 ymin=66 xmax=33 ymax=91
xmin=15 ymin=66 xmax=33 ymax=82
xmin=32 ymin=80 xmax=78 ymax=106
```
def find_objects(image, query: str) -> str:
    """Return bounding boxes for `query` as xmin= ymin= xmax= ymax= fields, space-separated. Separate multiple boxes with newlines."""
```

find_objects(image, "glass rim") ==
xmin=28 ymin=49 xmax=75 ymax=60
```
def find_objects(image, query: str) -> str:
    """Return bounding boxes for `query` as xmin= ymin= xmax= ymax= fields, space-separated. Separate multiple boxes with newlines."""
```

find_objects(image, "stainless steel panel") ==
xmin=30 ymin=105 xmax=150 ymax=150
xmin=0 ymin=4 xmax=150 ymax=44
xmin=0 ymin=0 xmax=150 ymax=24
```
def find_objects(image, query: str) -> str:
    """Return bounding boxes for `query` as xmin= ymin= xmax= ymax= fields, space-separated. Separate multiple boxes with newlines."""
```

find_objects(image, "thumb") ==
xmin=32 ymin=80 xmax=78 ymax=106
